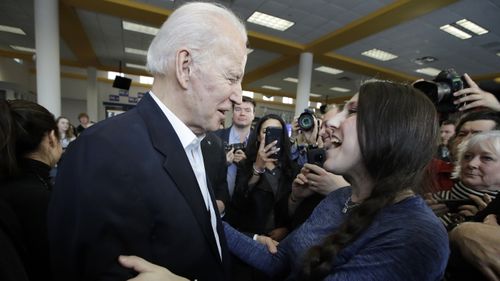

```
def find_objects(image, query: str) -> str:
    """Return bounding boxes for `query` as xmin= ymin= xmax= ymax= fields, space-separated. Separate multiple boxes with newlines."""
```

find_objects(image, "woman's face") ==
xmin=58 ymin=118 xmax=69 ymax=132
xmin=322 ymin=94 xmax=363 ymax=176
xmin=460 ymin=141 xmax=500 ymax=190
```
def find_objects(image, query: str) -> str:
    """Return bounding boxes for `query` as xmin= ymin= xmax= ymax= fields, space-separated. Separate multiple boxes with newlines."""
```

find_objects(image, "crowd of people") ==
xmin=0 ymin=2 xmax=499 ymax=281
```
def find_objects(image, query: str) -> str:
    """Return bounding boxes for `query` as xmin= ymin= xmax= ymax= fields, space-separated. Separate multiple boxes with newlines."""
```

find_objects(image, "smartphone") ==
xmin=307 ymin=148 xmax=326 ymax=167
xmin=438 ymin=199 xmax=475 ymax=213
xmin=264 ymin=126 xmax=282 ymax=159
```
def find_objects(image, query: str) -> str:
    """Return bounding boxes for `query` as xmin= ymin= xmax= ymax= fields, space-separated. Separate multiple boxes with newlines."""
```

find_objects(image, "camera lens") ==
xmin=298 ymin=111 xmax=314 ymax=131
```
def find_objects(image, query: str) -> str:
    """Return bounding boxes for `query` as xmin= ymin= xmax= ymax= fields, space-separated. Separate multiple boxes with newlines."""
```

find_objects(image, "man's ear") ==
xmin=175 ymin=49 xmax=192 ymax=90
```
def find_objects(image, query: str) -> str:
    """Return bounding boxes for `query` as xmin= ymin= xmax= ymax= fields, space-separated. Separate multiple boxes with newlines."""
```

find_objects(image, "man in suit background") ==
xmin=47 ymin=2 xmax=248 ymax=280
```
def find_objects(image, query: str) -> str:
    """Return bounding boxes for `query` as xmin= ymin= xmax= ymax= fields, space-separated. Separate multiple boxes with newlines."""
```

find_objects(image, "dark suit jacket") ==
xmin=48 ymin=93 xmax=230 ymax=281
xmin=201 ymin=132 xmax=230 ymax=207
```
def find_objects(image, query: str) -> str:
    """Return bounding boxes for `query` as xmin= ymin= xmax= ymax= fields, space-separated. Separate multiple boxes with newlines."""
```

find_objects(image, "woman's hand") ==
xmin=302 ymin=164 xmax=348 ymax=196
xmin=118 ymin=255 xmax=189 ymax=281
xmin=255 ymin=140 xmax=279 ymax=168
xmin=454 ymin=74 xmax=500 ymax=112
xmin=255 ymin=235 xmax=279 ymax=254
xmin=458 ymin=194 xmax=492 ymax=217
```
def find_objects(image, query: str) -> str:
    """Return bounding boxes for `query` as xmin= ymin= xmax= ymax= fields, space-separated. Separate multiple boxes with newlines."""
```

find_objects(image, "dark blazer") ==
xmin=48 ymin=93 xmax=230 ymax=281
xmin=214 ymin=127 xmax=231 ymax=144
xmin=201 ymin=132 xmax=230 ymax=207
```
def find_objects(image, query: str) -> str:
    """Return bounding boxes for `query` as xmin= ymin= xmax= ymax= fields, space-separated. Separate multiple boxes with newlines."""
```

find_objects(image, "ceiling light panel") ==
xmin=330 ymin=87 xmax=350 ymax=92
xmin=440 ymin=24 xmax=471 ymax=39
xmin=415 ymin=67 xmax=441 ymax=76
xmin=262 ymin=85 xmax=281 ymax=91
xmin=0 ymin=24 xmax=26 ymax=35
xmin=283 ymin=77 xmax=298 ymax=83
xmin=125 ymin=47 xmax=148 ymax=56
xmin=122 ymin=21 xmax=159 ymax=36
xmin=456 ymin=19 xmax=488 ymax=35
xmin=361 ymin=48 xmax=398 ymax=61
xmin=314 ymin=66 xmax=343 ymax=75
xmin=10 ymin=45 xmax=35 ymax=53
xmin=309 ymin=93 xmax=322 ymax=97
xmin=126 ymin=63 xmax=147 ymax=70
xmin=247 ymin=11 xmax=294 ymax=31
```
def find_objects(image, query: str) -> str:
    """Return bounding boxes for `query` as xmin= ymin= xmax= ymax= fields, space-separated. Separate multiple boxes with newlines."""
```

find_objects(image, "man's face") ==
xmin=79 ymin=116 xmax=89 ymax=125
xmin=440 ymin=124 xmax=455 ymax=145
xmin=450 ymin=119 xmax=497 ymax=159
xmin=232 ymin=101 xmax=254 ymax=128
xmin=185 ymin=24 xmax=247 ymax=135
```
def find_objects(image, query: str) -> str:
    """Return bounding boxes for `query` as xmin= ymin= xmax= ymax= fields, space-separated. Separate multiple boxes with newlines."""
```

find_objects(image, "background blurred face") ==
xmin=323 ymin=95 xmax=362 ymax=176
xmin=440 ymin=124 xmax=455 ymax=145
xmin=186 ymin=22 xmax=247 ymax=135
xmin=451 ymin=120 xmax=497 ymax=159
xmin=58 ymin=118 xmax=70 ymax=133
xmin=460 ymin=142 xmax=500 ymax=190
xmin=232 ymin=101 xmax=254 ymax=128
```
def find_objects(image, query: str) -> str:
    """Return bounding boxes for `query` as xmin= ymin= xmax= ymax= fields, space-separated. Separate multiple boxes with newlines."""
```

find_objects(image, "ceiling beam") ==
xmin=243 ymin=55 xmax=299 ymax=85
xmin=59 ymin=1 xmax=101 ymax=66
xmin=305 ymin=0 xmax=458 ymax=53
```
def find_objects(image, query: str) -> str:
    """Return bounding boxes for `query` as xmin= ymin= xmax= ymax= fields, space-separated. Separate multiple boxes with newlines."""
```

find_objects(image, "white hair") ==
xmin=146 ymin=2 xmax=247 ymax=76
xmin=452 ymin=130 xmax=500 ymax=179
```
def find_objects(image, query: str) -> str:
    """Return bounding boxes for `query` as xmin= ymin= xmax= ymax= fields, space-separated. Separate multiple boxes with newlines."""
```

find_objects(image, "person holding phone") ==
xmin=228 ymin=114 xmax=298 ymax=242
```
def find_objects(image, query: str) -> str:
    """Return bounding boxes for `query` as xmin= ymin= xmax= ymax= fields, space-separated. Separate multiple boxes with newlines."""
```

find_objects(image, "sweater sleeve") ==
xmin=223 ymin=222 xmax=291 ymax=277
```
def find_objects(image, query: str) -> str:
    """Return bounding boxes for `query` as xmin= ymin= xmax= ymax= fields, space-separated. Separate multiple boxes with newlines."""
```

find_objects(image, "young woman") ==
xmin=119 ymin=81 xmax=450 ymax=281
xmin=56 ymin=116 xmax=76 ymax=151
xmin=0 ymin=100 xmax=62 ymax=281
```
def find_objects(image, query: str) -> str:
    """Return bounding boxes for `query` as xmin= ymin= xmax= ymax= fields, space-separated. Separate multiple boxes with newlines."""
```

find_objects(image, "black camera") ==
xmin=413 ymin=68 xmax=468 ymax=113
xmin=307 ymin=148 xmax=326 ymax=167
xmin=298 ymin=109 xmax=315 ymax=131
xmin=224 ymin=142 xmax=245 ymax=152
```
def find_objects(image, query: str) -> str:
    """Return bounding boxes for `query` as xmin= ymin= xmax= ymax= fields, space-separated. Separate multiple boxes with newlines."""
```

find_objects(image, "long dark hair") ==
xmin=302 ymin=81 xmax=439 ymax=280
xmin=243 ymin=114 xmax=294 ymax=179
xmin=0 ymin=100 xmax=57 ymax=180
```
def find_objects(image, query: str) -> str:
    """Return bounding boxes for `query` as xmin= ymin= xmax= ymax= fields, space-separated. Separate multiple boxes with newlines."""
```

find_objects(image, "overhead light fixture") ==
xmin=10 ymin=45 xmax=35 ymax=53
xmin=330 ymin=87 xmax=350 ymax=93
xmin=13 ymin=58 xmax=23 ymax=64
xmin=242 ymin=90 xmax=254 ymax=98
xmin=361 ymin=48 xmax=398 ymax=61
xmin=247 ymin=11 xmax=294 ymax=31
xmin=415 ymin=67 xmax=441 ymax=76
xmin=309 ymin=93 xmax=322 ymax=97
xmin=126 ymin=63 xmax=148 ymax=70
xmin=316 ymin=102 xmax=322 ymax=109
xmin=247 ymin=48 xmax=254 ymax=54
xmin=456 ymin=19 xmax=488 ymax=35
xmin=122 ymin=21 xmax=159 ymax=36
xmin=315 ymin=66 xmax=343 ymax=75
xmin=0 ymin=24 xmax=26 ymax=35
xmin=497 ymin=52 xmax=500 ymax=57
xmin=262 ymin=85 xmax=281 ymax=91
xmin=108 ymin=71 xmax=124 ymax=80
xmin=283 ymin=77 xmax=298 ymax=83
xmin=282 ymin=97 xmax=293 ymax=104
xmin=440 ymin=24 xmax=471 ymax=39
xmin=139 ymin=76 xmax=154 ymax=85
xmin=125 ymin=47 xmax=148 ymax=56
xmin=263 ymin=96 xmax=274 ymax=101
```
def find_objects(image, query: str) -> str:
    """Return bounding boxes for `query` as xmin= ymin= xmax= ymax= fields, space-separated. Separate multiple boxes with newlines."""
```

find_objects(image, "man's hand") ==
xmin=233 ymin=149 xmax=247 ymax=163
xmin=454 ymin=74 xmax=500 ymax=112
xmin=118 ymin=255 xmax=189 ymax=281
xmin=255 ymin=235 xmax=279 ymax=254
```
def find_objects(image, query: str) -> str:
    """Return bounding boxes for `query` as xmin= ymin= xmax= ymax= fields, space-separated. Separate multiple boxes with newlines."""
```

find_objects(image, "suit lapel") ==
xmin=137 ymin=93 xmax=222 ymax=264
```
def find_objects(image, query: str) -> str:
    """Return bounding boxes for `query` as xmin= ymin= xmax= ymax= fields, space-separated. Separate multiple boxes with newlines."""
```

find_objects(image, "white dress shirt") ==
xmin=150 ymin=91 xmax=222 ymax=259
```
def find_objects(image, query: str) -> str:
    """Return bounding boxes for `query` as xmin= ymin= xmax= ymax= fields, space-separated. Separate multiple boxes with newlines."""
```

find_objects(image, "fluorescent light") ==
xmin=140 ymin=76 xmax=154 ymax=85
xmin=126 ymin=63 xmax=148 ymax=70
xmin=315 ymin=66 xmax=343 ymax=75
xmin=10 ymin=45 xmax=35 ymax=53
xmin=309 ymin=93 xmax=322 ymax=97
xmin=283 ymin=77 xmax=298 ymax=83
xmin=361 ymin=48 xmax=398 ymax=61
xmin=282 ymin=97 xmax=293 ymax=104
xmin=13 ymin=58 xmax=23 ymax=64
xmin=316 ymin=102 xmax=322 ymax=109
xmin=243 ymin=90 xmax=254 ymax=98
xmin=330 ymin=87 xmax=350 ymax=93
xmin=415 ymin=67 xmax=441 ymax=76
xmin=247 ymin=48 xmax=254 ymax=54
xmin=0 ymin=24 xmax=26 ymax=35
xmin=122 ymin=21 xmax=159 ymax=36
xmin=263 ymin=96 xmax=274 ymax=101
xmin=125 ymin=47 xmax=148 ymax=56
xmin=108 ymin=71 xmax=124 ymax=80
xmin=456 ymin=19 xmax=488 ymax=35
xmin=247 ymin=11 xmax=294 ymax=31
xmin=497 ymin=52 xmax=500 ymax=57
xmin=262 ymin=85 xmax=281 ymax=91
xmin=440 ymin=24 xmax=471 ymax=39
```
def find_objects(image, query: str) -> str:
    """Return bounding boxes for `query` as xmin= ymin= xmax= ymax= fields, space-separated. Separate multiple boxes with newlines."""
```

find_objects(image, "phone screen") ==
xmin=265 ymin=126 xmax=282 ymax=159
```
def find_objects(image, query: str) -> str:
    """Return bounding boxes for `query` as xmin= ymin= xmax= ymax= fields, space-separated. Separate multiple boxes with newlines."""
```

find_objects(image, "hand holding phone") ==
xmin=265 ymin=126 xmax=282 ymax=159
xmin=438 ymin=199 xmax=475 ymax=213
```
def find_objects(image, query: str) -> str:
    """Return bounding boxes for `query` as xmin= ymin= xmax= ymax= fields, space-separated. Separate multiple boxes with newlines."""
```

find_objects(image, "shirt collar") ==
xmin=149 ymin=91 xmax=205 ymax=149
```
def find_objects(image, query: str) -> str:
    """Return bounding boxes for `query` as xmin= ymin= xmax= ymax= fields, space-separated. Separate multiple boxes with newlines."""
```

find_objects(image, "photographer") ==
xmin=453 ymin=74 xmax=500 ymax=112
xmin=290 ymin=108 xmax=323 ymax=168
